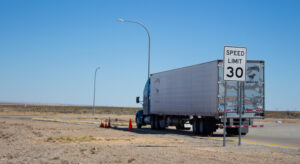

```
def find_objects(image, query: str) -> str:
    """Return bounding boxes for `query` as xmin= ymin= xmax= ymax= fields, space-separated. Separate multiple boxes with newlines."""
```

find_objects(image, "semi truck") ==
xmin=135 ymin=60 xmax=265 ymax=136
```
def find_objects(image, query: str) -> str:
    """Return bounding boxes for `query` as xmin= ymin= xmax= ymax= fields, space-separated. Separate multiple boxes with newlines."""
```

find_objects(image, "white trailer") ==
xmin=136 ymin=60 xmax=265 ymax=135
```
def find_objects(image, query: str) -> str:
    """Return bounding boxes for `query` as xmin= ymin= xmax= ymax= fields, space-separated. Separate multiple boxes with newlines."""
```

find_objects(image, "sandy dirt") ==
xmin=0 ymin=115 xmax=299 ymax=164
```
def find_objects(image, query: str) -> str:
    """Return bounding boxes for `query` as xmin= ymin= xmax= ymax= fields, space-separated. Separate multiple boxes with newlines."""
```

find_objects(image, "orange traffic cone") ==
xmin=129 ymin=119 xmax=132 ymax=130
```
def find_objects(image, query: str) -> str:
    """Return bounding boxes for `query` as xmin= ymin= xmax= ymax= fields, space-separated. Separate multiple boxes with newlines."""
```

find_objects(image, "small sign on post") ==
xmin=223 ymin=46 xmax=247 ymax=81
xmin=223 ymin=46 xmax=247 ymax=147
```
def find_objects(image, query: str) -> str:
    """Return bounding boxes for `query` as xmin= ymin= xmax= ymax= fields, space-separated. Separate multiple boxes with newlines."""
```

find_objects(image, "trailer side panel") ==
xmin=150 ymin=61 xmax=219 ymax=116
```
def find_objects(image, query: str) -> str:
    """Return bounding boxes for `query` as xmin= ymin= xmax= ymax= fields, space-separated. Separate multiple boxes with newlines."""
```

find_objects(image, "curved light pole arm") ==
xmin=118 ymin=19 xmax=151 ymax=79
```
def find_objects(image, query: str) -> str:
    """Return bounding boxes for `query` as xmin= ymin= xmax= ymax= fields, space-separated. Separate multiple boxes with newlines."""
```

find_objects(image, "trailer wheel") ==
xmin=199 ymin=119 xmax=204 ymax=135
xmin=151 ymin=116 xmax=156 ymax=130
xmin=155 ymin=116 xmax=161 ymax=130
xmin=202 ymin=117 xmax=217 ymax=136
xmin=154 ymin=116 xmax=165 ymax=130
xmin=192 ymin=118 xmax=199 ymax=135
xmin=176 ymin=124 xmax=184 ymax=130
xmin=159 ymin=118 xmax=166 ymax=130
xmin=226 ymin=128 xmax=248 ymax=136
xmin=226 ymin=128 xmax=238 ymax=136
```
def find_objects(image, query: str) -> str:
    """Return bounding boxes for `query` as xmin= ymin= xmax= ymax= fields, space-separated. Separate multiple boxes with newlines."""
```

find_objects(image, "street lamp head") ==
xmin=118 ymin=18 xmax=125 ymax=22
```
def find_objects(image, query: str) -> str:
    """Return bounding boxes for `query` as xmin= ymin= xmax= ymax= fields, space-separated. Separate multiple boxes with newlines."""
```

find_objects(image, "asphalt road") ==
xmin=173 ymin=121 xmax=300 ymax=149
xmin=197 ymin=121 xmax=300 ymax=148
xmin=242 ymin=122 xmax=300 ymax=148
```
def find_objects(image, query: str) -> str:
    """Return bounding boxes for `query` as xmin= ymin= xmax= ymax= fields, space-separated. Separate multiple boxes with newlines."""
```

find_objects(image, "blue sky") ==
xmin=0 ymin=1 xmax=299 ymax=110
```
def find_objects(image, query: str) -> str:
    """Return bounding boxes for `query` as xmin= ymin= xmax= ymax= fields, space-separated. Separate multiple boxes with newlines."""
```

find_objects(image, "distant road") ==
xmin=0 ymin=115 xmax=34 ymax=120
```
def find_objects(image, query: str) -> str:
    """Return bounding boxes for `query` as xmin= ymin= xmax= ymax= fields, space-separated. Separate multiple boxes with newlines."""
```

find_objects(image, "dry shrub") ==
xmin=45 ymin=136 xmax=99 ymax=143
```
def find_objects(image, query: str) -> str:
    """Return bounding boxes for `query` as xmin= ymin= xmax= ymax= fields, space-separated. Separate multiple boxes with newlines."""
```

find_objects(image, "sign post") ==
xmin=238 ymin=81 xmax=242 ymax=145
xmin=223 ymin=46 xmax=247 ymax=146
xmin=223 ymin=81 xmax=227 ymax=147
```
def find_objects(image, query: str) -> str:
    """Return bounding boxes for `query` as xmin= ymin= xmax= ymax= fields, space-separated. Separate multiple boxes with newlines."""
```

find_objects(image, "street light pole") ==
xmin=118 ymin=18 xmax=151 ymax=79
xmin=92 ymin=67 xmax=100 ymax=116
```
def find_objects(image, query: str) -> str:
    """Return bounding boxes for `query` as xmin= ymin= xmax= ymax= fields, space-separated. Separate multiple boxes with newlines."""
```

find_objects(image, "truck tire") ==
xmin=199 ymin=119 xmax=204 ymax=135
xmin=176 ymin=123 xmax=184 ymax=130
xmin=226 ymin=127 xmax=248 ymax=136
xmin=155 ymin=116 xmax=161 ymax=130
xmin=202 ymin=117 xmax=217 ymax=136
xmin=151 ymin=116 xmax=156 ymax=130
xmin=159 ymin=118 xmax=166 ymax=130
xmin=226 ymin=128 xmax=238 ymax=136
xmin=192 ymin=118 xmax=199 ymax=135
xmin=136 ymin=117 xmax=142 ymax=129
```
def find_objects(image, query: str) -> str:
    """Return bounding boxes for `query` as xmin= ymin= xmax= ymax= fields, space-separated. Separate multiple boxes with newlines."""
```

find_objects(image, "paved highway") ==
xmin=188 ymin=121 xmax=300 ymax=149
xmin=191 ymin=121 xmax=300 ymax=148
xmin=242 ymin=122 xmax=300 ymax=148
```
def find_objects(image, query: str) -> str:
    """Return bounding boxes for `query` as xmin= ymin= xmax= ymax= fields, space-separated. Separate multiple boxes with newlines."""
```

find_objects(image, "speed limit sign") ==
xmin=223 ymin=46 xmax=247 ymax=81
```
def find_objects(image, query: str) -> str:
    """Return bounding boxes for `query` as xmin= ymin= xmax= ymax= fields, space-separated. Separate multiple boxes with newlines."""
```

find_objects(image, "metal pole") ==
xmin=118 ymin=18 xmax=151 ymax=79
xmin=223 ymin=81 xmax=227 ymax=147
xmin=92 ymin=67 xmax=100 ymax=116
xmin=238 ymin=81 xmax=242 ymax=145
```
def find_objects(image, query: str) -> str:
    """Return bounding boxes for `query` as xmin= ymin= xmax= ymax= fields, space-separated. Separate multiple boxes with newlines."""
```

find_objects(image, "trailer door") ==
xmin=218 ymin=61 xmax=264 ymax=118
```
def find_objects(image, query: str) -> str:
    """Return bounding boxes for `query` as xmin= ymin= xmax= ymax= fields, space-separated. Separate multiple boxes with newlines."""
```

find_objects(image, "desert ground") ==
xmin=0 ymin=111 xmax=299 ymax=164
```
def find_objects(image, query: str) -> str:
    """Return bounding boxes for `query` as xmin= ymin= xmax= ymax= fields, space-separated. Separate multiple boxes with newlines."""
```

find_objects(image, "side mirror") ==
xmin=136 ymin=96 xmax=140 ymax=103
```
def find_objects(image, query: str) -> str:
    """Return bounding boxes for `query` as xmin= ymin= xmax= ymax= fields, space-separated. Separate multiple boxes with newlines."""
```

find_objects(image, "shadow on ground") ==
xmin=108 ymin=126 xmax=226 ymax=138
